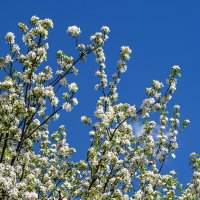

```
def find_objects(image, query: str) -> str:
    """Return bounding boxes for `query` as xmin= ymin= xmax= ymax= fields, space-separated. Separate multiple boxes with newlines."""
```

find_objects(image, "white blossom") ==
xmin=5 ymin=32 xmax=15 ymax=44
xmin=68 ymin=82 xmax=78 ymax=93
xmin=62 ymin=102 xmax=72 ymax=112
xmin=120 ymin=46 xmax=132 ymax=60
xmin=67 ymin=26 xmax=81 ymax=37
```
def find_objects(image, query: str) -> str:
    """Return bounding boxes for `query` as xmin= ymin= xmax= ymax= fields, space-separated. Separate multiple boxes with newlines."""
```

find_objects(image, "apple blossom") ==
xmin=67 ymin=26 xmax=81 ymax=38
xmin=0 ymin=16 xmax=198 ymax=200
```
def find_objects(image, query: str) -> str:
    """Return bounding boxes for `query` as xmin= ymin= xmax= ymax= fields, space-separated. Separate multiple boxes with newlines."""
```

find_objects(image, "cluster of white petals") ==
xmin=120 ymin=46 xmax=132 ymax=60
xmin=0 ymin=16 xmax=197 ymax=200
xmin=67 ymin=25 xmax=81 ymax=37
xmin=5 ymin=32 xmax=15 ymax=44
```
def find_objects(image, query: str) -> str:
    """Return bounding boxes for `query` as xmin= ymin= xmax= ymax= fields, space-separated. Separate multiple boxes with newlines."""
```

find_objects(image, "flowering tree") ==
xmin=0 ymin=16 xmax=199 ymax=200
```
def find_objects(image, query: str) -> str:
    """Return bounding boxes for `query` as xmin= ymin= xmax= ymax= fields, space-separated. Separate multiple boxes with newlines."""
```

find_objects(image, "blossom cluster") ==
xmin=67 ymin=26 xmax=81 ymax=37
xmin=0 ymin=16 xmax=198 ymax=200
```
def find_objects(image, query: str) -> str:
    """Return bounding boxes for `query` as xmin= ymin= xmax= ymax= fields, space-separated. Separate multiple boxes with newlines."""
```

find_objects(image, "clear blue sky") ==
xmin=0 ymin=0 xmax=200 ymax=187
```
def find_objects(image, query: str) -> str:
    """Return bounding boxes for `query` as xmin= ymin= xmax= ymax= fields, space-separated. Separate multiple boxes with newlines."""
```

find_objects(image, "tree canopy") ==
xmin=0 ymin=16 xmax=199 ymax=200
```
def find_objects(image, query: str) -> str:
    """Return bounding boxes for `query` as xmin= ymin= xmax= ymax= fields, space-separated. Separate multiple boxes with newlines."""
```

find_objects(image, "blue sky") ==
xmin=0 ymin=0 xmax=200 ymax=187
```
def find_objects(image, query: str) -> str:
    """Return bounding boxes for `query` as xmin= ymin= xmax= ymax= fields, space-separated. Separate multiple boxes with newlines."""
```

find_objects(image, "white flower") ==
xmin=12 ymin=44 xmax=20 ymax=52
xmin=68 ymin=82 xmax=78 ymax=93
xmin=170 ymin=82 xmax=176 ymax=92
xmin=141 ymin=98 xmax=155 ymax=109
xmin=89 ymin=130 xmax=95 ymax=136
xmin=60 ymin=78 xmax=67 ymax=86
xmin=67 ymin=26 xmax=81 ymax=37
xmin=9 ymin=188 xmax=19 ymax=198
xmin=5 ymin=54 xmax=13 ymax=62
xmin=81 ymin=116 xmax=92 ymax=125
xmin=127 ymin=105 xmax=137 ymax=117
xmin=170 ymin=170 xmax=176 ymax=176
xmin=28 ymin=51 xmax=36 ymax=60
xmin=172 ymin=65 xmax=180 ymax=72
xmin=56 ymin=70 xmax=63 ymax=75
xmin=174 ymin=105 xmax=180 ymax=110
xmin=62 ymin=102 xmax=72 ymax=112
xmin=37 ymin=47 xmax=45 ymax=56
xmin=33 ymin=119 xmax=40 ymax=127
xmin=23 ymin=191 xmax=38 ymax=200
xmin=5 ymin=32 xmax=15 ymax=44
xmin=101 ymin=26 xmax=110 ymax=34
xmin=117 ymin=60 xmax=127 ymax=73
xmin=95 ymin=84 xmax=99 ymax=90
xmin=153 ymin=80 xmax=164 ymax=90
xmin=184 ymin=119 xmax=190 ymax=125
xmin=72 ymin=97 xmax=78 ymax=105
xmin=77 ymin=44 xmax=85 ymax=51
xmin=45 ymin=86 xmax=54 ymax=97
xmin=51 ymin=97 xmax=59 ymax=106
xmin=135 ymin=191 xmax=143 ymax=199
xmin=30 ymin=15 xmax=39 ymax=24
xmin=171 ymin=153 xmax=176 ymax=159
xmin=120 ymin=46 xmax=132 ymax=60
